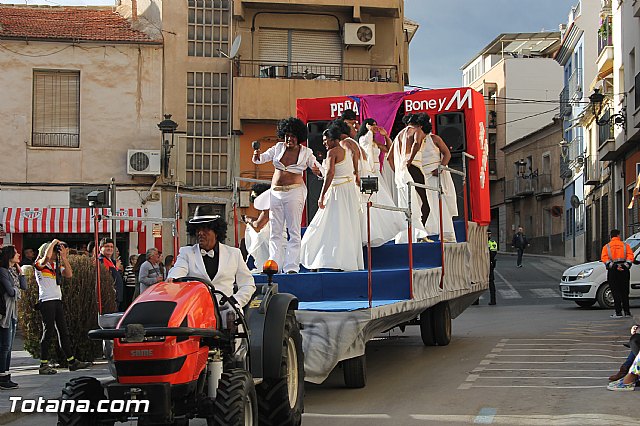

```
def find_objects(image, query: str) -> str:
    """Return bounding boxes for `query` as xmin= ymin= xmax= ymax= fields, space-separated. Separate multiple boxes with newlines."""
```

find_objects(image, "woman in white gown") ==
xmin=405 ymin=113 xmax=458 ymax=242
xmin=243 ymin=183 xmax=271 ymax=272
xmin=387 ymin=120 xmax=429 ymax=243
xmin=301 ymin=125 xmax=364 ymax=271
xmin=356 ymin=119 xmax=405 ymax=246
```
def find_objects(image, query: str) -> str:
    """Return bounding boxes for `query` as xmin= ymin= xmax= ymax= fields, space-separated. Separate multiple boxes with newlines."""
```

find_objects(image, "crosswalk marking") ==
xmin=529 ymin=288 xmax=561 ymax=298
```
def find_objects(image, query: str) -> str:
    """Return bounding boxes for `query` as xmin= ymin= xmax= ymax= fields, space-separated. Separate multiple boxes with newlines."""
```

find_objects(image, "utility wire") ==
xmin=495 ymin=107 xmax=559 ymax=126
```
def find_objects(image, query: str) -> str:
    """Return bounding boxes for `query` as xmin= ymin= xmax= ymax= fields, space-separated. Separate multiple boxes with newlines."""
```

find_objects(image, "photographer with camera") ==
xmin=34 ymin=240 xmax=91 ymax=375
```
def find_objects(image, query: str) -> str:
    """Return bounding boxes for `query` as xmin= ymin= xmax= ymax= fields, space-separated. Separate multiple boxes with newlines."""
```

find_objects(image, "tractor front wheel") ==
xmin=256 ymin=311 xmax=304 ymax=426
xmin=58 ymin=377 xmax=112 ymax=426
xmin=212 ymin=369 xmax=258 ymax=426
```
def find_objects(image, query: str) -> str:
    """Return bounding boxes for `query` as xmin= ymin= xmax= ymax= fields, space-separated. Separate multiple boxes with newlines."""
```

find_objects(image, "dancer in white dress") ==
xmin=301 ymin=125 xmax=364 ymax=271
xmin=242 ymin=183 xmax=271 ymax=272
xmin=356 ymin=119 xmax=405 ymax=246
xmin=406 ymin=113 xmax=457 ymax=242
xmin=387 ymin=120 xmax=429 ymax=243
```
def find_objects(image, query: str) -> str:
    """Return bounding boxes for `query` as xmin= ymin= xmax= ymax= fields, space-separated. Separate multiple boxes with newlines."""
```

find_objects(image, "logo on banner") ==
xmin=329 ymin=99 xmax=359 ymax=118
xmin=404 ymin=89 xmax=473 ymax=113
xmin=21 ymin=210 xmax=42 ymax=220
xmin=479 ymin=122 xmax=488 ymax=189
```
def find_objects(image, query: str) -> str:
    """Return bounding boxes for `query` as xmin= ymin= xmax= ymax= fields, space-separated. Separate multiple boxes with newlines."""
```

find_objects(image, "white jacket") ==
xmin=167 ymin=243 xmax=256 ymax=308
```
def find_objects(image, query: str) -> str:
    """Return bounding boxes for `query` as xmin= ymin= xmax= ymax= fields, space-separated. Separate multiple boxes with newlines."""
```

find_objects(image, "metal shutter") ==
xmin=290 ymin=30 xmax=341 ymax=64
xmin=258 ymin=28 xmax=288 ymax=62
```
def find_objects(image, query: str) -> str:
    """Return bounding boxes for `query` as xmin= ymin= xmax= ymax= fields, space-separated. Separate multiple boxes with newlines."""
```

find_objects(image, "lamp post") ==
xmin=158 ymin=114 xmax=179 ymax=178
xmin=516 ymin=159 xmax=538 ymax=179
xmin=588 ymin=88 xmax=626 ymax=130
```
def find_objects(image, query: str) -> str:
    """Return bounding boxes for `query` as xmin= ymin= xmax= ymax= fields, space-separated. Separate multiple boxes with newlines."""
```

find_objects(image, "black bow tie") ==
xmin=201 ymin=249 xmax=215 ymax=258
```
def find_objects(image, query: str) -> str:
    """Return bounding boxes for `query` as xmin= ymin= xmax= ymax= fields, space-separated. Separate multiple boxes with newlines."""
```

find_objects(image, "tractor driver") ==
xmin=167 ymin=205 xmax=256 ymax=308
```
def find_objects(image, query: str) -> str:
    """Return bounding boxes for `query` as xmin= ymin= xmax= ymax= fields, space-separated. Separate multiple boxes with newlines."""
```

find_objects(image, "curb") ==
xmin=497 ymin=251 xmax=575 ymax=269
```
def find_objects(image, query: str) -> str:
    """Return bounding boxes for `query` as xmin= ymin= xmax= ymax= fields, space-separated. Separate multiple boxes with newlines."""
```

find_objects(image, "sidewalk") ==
xmin=0 ymin=334 xmax=111 ymax=425
xmin=496 ymin=251 xmax=579 ymax=269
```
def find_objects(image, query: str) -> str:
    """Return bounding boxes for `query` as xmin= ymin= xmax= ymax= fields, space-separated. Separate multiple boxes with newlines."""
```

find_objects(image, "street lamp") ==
xmin=516 ymin=159 xmax=538 ymax=179
xmin=158 ymin=114 xmax=179 ymax=178
xmin=588 ymin=88 xmax=626 ymax=130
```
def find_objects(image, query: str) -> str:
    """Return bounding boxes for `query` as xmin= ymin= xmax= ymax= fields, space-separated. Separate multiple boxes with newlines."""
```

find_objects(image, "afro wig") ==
xmin=276 ymin=117 xmax=308 ymax=143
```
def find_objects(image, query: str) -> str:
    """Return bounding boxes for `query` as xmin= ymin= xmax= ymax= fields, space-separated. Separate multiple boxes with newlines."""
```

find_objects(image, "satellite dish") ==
xmin=229 ymin=35 xmax=242 ymax=59
xmin=570 ymin=195 xmax=582 ymax=209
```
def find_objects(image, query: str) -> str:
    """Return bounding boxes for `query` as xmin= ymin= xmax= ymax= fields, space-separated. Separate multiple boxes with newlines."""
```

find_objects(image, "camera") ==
xmin=54 ymin=242 xmax=68 ymax=253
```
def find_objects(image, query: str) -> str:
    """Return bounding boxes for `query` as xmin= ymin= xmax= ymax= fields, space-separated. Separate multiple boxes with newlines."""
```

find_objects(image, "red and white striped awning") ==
xmin=2 ymin=208 xmax=145 ymax=234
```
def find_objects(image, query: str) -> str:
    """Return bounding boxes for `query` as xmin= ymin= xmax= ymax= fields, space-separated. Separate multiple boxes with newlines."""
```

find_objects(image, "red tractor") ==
xmin=57 ymin=264 xmax=304 ymax=426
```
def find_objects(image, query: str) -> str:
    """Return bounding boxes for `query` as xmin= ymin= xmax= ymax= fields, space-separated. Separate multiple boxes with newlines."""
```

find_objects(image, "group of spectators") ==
xmin=0 ymin=238 xmax=175 ymax=388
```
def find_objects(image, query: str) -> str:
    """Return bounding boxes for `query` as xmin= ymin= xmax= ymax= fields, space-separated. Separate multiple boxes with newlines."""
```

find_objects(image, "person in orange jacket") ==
xmin=601 ymin=229 xmax=635 ymax=318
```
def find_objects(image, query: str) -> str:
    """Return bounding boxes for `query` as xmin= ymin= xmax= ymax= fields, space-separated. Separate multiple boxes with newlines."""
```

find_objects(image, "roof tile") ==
xmin=0 ymin=6 xmax=159 ymax=43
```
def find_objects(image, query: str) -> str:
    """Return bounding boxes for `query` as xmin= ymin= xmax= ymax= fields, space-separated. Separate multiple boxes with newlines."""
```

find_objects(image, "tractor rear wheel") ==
xmin=256 ymin=311 xmax=304 ymax=426
xmin=212 ymin=369 xmax=258 ymax=426
xmin=58 ymin=376 xmax=112 ymax=426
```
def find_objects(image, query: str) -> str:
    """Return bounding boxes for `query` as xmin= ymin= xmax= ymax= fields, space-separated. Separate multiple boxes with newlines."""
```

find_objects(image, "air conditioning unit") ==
xmin=127 ymin=149 xmax=161 ymax=175
xmin=344 ymin=23 xmax=376 ymax=46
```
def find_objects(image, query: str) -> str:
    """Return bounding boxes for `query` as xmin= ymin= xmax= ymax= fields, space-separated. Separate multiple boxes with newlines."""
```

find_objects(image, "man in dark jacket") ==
xmin=511 ymin=227 xmax=529 ymax=268
xmin=98 ymin=238 xmax=124 ymax=311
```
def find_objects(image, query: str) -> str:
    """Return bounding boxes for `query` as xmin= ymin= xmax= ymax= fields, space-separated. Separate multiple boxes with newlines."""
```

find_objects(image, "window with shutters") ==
xmin=188 ymin=0 xmax=229 ymax=57
xmin=186 ymin=72 xmax=229 ymax=187
xmin=258 ymin=28 xmax=342 ymax=78
xmin=32 ymin=70 xmax=80 ymax=148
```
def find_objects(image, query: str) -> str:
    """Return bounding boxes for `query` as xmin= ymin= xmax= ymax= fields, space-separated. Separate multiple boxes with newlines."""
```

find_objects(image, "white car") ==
xmin=559 ymin=233 xmax=640 ymax=308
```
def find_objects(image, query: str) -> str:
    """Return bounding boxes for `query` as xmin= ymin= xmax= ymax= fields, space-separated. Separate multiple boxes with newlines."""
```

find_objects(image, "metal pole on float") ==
xmin=367 ymin=201 xmax=372 ymax=309
xmin=438 ymin=167 xmax=445 ymax=290
xmin=173 ymin=192 xmax=181 ymax=257
xmin=407 ymin=182 xmax=414 ymax=299
xmin=93 ymin=207 xmax=103 ymax=315
xmin=462 ymin=152 xmax=475 ymax=240
xmin=233 ymin=178 xmax=240 ymax=248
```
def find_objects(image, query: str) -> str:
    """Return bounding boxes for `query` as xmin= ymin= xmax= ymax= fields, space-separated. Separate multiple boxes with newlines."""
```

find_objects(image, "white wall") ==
xmin=505 ymin=58 xmax=564 ymax=144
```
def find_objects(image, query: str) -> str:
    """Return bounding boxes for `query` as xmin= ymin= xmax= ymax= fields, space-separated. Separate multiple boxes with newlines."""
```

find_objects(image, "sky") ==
xmin=405 ymin=0 xmax=579 ymax=89
xmin=3 ymin=0 xmax=579 ymax=89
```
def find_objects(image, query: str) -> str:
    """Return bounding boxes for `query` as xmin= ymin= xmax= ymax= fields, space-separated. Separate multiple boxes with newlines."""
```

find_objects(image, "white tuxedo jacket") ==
xmin=167 ymin=243 xmax=256 ymax=308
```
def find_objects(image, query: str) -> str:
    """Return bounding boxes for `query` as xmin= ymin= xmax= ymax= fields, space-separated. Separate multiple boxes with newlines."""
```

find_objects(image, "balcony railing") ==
xmin=597 ymin=16 xmax=613 ymax=56
xmin=488 ymin=158 xmax=497 ymax=175
xmin=598 ymin=110 xmax=614 ymax=146
xmin=560 ymin=87 xmax=571 ymax=116
xmin=568 ymin=135 xmax=583 ymax=162
xmin=568 ymin=67 xmax=583 ymax=100
xmin=32 ymin=132 xmax=79 ymax=148
xmin=583 ymin=155 xmax=601 ymax=185
xmin=505 ymin=176 xmax=535 ymax=199
xmin=235 ymin=60 xmax=398 ymax=83
xmin=534 ymin=173 xmax=552 ymax=196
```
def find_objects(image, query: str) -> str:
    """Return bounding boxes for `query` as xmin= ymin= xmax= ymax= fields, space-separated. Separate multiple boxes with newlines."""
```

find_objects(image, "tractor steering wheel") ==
xmin=171 ymin=276 xmax=212 ymax=286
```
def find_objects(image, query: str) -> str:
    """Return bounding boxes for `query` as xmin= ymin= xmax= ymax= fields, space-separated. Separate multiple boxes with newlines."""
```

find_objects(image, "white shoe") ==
xmin=610 ymin=313 xmax=624 ymax=319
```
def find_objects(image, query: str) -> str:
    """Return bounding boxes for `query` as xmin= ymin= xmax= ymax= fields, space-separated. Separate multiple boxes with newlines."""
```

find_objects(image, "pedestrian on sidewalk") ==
xmin=600 ymin=229 xmax=634 ymax=319
xmin=511 ymin=227 xmax=529 ymax=267
xmin=0 ymin=245 xmax=27 ymax=389
xmin=34 ymin=240 xmax=91 ymax=375
xmin=488 ymin=231 xmax=497 ymax=305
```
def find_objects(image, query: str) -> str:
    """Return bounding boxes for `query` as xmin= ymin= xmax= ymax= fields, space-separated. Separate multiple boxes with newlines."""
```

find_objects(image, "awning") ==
xmin=2 ymin=208 xmax=145 ymax=234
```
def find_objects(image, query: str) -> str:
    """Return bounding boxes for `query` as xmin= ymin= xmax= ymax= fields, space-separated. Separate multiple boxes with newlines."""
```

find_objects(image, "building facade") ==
xmin=502 ymin=119 xmax=565 ymax=255
xmin=0 ymin=6 xmax=163 ymax=260
xmin=120 ymin=0 xmax=414 ymax=249
xmin=555 ymin=0 xmax=599 ymax=261
xmin=461 ymin=32 xmax=563 ymax=251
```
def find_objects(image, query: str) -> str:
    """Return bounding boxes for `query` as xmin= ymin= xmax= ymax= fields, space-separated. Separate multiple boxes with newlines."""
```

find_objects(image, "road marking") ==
xmin=457 ymin=382 xmax=473 ymax=389
xmin=503 ymin=342 xmax=621 ymax=346
xmin=468 ymin=385 xmax=604 ymax=389
xmin=491 ymin=354 xmax=626 ymax=358
xmin=304 ymin=413 xmax=391 ymax=418
xmin=529 ymin=288 xmax=561 ymax=298
xmin=474 ymin=376 xmax=608 ymax=380
xmin=500 ymin=348 xmax=623 ymax=352
xmin=474 ymin=408 xmax=497 ymax=424
xmin=466 ymin=374 xmax=480 ymax=382
xmin=481 ymin=360 xmax=622 ymax=364
xmin=481 ymin=368 xmax=615 ymax=372
xmin=491 ymin=348 xmax=503 ymax=353
xmin=498 ymin=289 xmax=522 ymax=299
xmin=410 ymin=414 xmax=640 ymax=425
xmin=494 ymin=270 xmax=521 ymax=297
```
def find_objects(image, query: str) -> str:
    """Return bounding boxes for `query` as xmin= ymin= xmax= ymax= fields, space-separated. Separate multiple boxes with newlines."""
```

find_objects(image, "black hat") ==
xmin=188 ymin=205 xmax=221 ymax=225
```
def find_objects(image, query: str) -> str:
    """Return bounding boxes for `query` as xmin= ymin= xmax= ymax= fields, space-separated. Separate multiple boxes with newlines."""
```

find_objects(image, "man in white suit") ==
xmin=167 ymin=206 xmax=256 ymax=308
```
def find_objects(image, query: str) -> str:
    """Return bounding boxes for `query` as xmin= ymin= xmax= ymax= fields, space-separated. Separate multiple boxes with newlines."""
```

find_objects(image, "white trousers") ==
xmin=269 ymin=185 xmax=307 ymax=273
xmin=424 ymin=172 xmax=456 ymax=242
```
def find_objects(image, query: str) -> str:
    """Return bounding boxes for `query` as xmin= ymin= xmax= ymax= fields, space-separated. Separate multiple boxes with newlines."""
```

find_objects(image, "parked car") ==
xmin=559 ymin=233 xmax=640 ymax=308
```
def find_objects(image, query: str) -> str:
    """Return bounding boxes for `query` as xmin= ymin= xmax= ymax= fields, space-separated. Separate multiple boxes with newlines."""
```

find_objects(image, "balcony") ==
xmin=597 ymin=16 xmax=614 ymax=75
xmin=568 ymin=68 xmax=583 ymax=101
xmin=488 ymin=110 xmax=497 ymax=129
xmin=32 ymin=132 xmax=79 ymax=148
xmin=583 ymin=155 xmax=601 ymax=185
xmin=567 ymin=135 xmax=583 ymax=163
xmin=534 ymin=173 xmax=552 ymax=197
xmin=488 ymin=158 xmax=497 ymax=176
xmin=559 ymin=87 xmax=571 ymax=116
xmin=505 ymin=176 xmax=535 ymax=200
xmin=236 ymin=60 xmax=398 ymax=83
